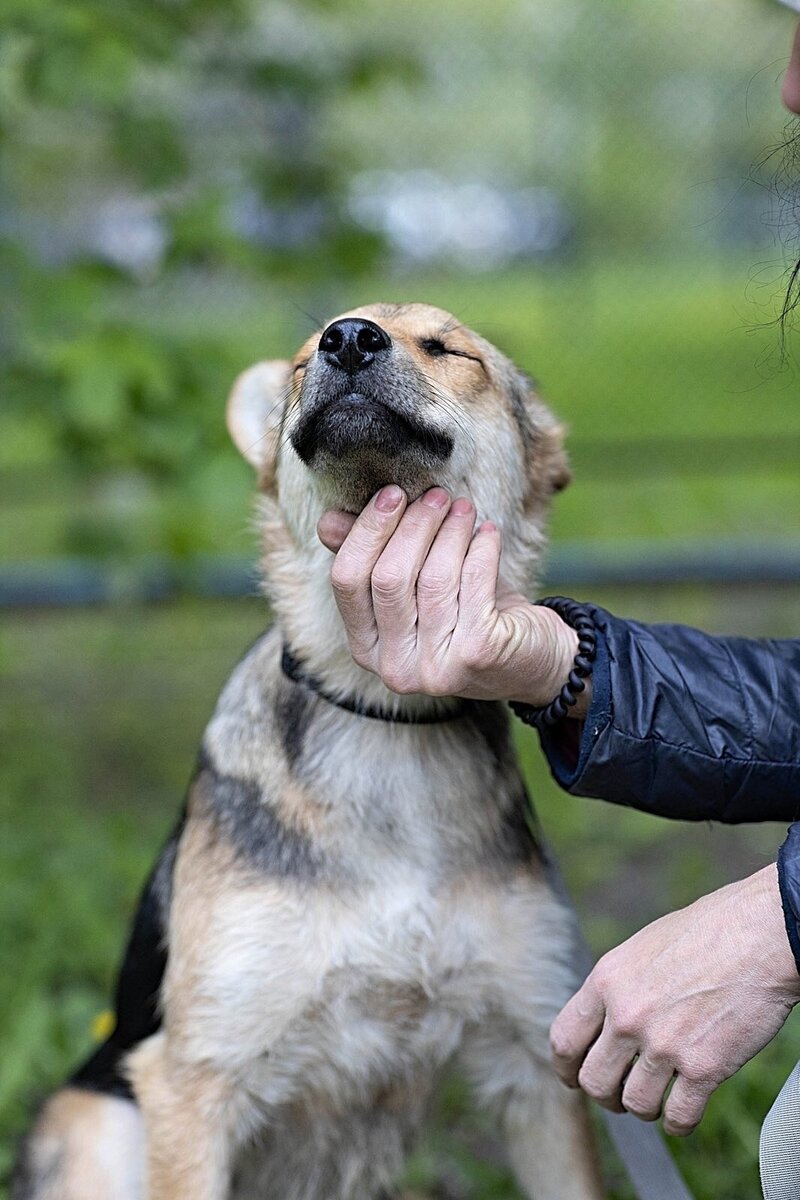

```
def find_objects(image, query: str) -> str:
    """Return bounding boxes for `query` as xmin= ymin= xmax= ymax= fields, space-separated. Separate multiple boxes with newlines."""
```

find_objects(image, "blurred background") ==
xmin=1 ymin=0 xmax=799 ymax=1196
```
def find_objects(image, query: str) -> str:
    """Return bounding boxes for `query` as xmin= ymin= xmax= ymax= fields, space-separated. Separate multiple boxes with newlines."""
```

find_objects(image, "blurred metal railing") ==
xmin=1 ymin=431 xmax=798 ymax=608
xmin=2 ymin=539 xmax=800 ymax=610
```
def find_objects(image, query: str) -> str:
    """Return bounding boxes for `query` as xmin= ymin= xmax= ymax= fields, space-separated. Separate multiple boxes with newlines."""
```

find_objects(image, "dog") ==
xmin=13 ymin=303 xmax=605 ymax=1200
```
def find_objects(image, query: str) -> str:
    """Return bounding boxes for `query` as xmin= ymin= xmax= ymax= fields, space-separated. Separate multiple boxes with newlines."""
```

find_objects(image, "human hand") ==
xmin=317 ymin=485 xmax=589 ymax=709
xmin=550 ymin=864 xmax=800 ymax=1136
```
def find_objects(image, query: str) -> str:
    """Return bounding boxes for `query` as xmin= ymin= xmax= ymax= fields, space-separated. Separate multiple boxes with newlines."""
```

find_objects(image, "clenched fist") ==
xmin=550 ymin=864 xmax=800 ymax=1136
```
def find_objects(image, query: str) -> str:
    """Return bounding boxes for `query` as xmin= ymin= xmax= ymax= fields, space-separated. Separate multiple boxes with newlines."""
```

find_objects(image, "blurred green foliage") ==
xmin=2 ymin=0 xmax=796 ymax=544
xmin=1 ymin=0 xmax=419 ymax=502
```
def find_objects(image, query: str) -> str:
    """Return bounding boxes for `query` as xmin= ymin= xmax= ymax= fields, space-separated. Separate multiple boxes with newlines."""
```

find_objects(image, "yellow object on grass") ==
xmin=91 ymin=1009 xmax=115 ymax=1041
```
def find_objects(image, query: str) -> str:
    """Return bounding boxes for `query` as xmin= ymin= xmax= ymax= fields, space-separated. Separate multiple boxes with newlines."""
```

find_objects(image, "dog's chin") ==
xmin=291 ymin=395 xmax=452 ymax=513
xmin=312 ymin=451 xmax=439 ymax=515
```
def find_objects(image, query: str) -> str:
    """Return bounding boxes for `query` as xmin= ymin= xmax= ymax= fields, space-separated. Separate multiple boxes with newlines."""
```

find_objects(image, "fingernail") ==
xmin=375 ymin=485 xmax=403 ymax=512
xmin=450 ymin=498 xmax=474 ymax=517
xmin=480 ymin=520 xmax=497 ymax=533
xmin=422 ymin=487 xmax=450 ymax=509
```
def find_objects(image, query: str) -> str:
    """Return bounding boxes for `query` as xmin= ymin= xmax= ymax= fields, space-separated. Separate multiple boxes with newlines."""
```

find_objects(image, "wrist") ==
xmin=509 ymin=606 xmax=593 ymax=717
xmin=753 ymin=863 xmax=800 ymax=998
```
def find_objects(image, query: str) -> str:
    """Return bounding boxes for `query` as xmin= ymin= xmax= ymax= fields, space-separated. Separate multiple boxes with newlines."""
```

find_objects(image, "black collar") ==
xmin=280 ymin=645 xmax=474 ymax=725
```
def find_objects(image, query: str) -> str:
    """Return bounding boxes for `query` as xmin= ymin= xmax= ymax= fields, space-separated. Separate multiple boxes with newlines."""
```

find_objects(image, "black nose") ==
xmin=318 ymin=318 xmax=391 ymax=374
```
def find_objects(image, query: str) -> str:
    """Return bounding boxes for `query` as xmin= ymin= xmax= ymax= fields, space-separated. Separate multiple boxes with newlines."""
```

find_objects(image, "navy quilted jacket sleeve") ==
xmin=538 ymin=606 xmax=800 ymax=965
xmin=539 ymin=606 xmax=800 ymax=822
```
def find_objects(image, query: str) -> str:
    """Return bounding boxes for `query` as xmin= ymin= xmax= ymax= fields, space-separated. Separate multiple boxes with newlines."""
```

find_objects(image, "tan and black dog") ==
xmin=13 ymin=304 xmax=605 ymax=1200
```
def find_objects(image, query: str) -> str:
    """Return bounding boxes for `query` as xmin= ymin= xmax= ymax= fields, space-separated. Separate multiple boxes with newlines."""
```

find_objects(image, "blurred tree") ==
xmin=0 ymin=0 xmax=792 ymax=561
xmin=0 ymin=0 xmax=419 ymax=557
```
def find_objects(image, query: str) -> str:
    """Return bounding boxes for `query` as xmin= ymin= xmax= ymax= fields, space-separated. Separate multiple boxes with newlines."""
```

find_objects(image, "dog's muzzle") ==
xmin=290 ymin=319 xmax=454 ymax=468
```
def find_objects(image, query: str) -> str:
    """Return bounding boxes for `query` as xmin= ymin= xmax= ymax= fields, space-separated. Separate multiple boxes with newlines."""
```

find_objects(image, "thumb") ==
xmin=317 ymin=510 xmax=357 ymax=552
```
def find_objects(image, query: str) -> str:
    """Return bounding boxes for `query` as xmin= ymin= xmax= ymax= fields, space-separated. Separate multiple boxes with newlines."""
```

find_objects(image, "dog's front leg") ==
xmin=460 ymin=1022 xmax=605 ymax=1200
xmin=128 ymin=1031 xmax=237 ymax=1200
xmin=502 ymin=1068 xmax=605 ymax=1200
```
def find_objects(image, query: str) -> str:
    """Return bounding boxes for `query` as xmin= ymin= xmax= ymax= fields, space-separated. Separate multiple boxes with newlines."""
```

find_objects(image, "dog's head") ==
xmin=227 ymin=302 xmax=569 ymax=596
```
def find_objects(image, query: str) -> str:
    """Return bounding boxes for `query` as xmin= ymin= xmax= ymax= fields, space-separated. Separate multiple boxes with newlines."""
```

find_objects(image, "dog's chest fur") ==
xmin=164 ymin=628 xmax=553 ymax=1125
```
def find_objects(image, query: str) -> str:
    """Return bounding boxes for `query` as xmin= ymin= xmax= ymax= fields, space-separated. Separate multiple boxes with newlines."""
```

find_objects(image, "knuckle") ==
xmin=371 ymin=565 xmax=407 ymax=601
xmin=664 ymin=1107 xmax=699 ymax=1137
xmin=636 ymin=1047 xmax=668 ymax=1073
xmin=577 ymin=1065 xmax=611 ymax=1102
xmin=591 ymin=951 xmax=621 ymax=993
xmin=416 ymin=569 xmax=452 ymax=604
xmin=589 ymin=955 xmax=611 ymax=987
xmin=674 ymin=1056 xmax=716 ymax=1086
xmin=624 ymin=1099 xmax=659 ymax=1121
xmin=607 ymin=1004 xmax=643 ymax=1041
xmin=379 ymin=664 xmax=415 ymax=695
xmin=461 ymin=545 xmax=490 ymax=576
xmin=549 ymin=1027 xmax=575 ymax=1062
xmin=416 ymin=668 xmax=452 ymax=698
xmin=622 ymin=1085 xmax=660 ymax=1121
xmin=583 ymin=1082 xmax=617 ymax=1106
xmin=350 ymin=643 xmax=374 ymax=671
xmin=665 ymin=1083 xmax=711 ymax=1136
xmin=460 ymin=563 xmax=485 ymax=592
xmin=330 ymin=559 xmax=359 ymax=596
xmin=591 ymin=949 xmax=612 ymax=977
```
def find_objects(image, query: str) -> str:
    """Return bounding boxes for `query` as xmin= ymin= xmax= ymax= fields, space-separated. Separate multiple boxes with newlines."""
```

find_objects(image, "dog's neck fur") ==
xmin=255 ymin=435 xmax=550 ymax=719
xmin=256 ymin=487 xmax=461 ymax=720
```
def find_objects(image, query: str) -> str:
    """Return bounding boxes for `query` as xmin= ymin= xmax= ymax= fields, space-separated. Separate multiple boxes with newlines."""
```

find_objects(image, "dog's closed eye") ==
xmin=419 ymin=337 xmax=448 ymax=357
xmin=419 ymin=337 xmax=485 ymax=369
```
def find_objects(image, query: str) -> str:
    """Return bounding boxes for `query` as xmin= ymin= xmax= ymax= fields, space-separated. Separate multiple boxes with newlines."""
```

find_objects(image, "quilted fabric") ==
xmin=538 ymin=606 xmax=800 ymax=959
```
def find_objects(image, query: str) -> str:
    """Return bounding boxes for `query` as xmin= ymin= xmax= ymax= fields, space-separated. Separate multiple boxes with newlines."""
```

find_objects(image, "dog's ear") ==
xmin=539 ymin=420 xmax=571 ymax=495
xmin=227 ymin=360 xmax=291 ymax=483
xmin=508 ymin=368 xmax=571 ymax=500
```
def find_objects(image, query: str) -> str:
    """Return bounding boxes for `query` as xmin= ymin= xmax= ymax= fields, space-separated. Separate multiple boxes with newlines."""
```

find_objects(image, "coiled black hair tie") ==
xmin=508 ymin=597 xmax=597 ymax=729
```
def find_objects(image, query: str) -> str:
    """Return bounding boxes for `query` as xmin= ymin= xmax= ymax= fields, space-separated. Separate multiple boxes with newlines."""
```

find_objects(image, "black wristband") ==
xmin=508 ymin=597 xmax=597 ymax=730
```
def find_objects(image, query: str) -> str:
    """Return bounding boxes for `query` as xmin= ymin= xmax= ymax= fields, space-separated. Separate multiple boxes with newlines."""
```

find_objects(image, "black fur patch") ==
xmin=194 ymin=749 xmax=322 ymax=879
xmin=494 ymin=787 xmax=543 ymax=867
xmin=274 ymin=677 xmax=313 ymax=770
xmin=69 ymin=815 xmax=185 ymax=1099
xmin=463 ymin=701 xmax=513 ymax=771
xmin=464 ymin=704 xmax=543 ymax=866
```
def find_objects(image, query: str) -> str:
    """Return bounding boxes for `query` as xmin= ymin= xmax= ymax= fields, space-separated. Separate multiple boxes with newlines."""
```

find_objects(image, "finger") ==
xmin=317 ymin=510 xmax=357 ymax=552
xmin=576 ymin=1025 xmax=638 ymax=1113
xmin=415 ymin=498 xmax=476 ymax=657
xmin=370 ymin=488 xmax=451 ymax=660
xmin=456 ymin=521 xmax=502 ymax=635
xmin=621 ymin=1054 xmax=675 ymax=1122
xmin=662 ymin=1076 xmax=714 ymax=1137
xmin=550 ymin=980 xmax=606 ymax=1088
xmin=329 ymin=486 xmax=407 ymax=666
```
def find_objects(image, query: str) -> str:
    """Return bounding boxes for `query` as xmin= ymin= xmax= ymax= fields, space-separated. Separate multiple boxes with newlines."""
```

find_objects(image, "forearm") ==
xmin=537 ymin=606 xmax=800 ymax=824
